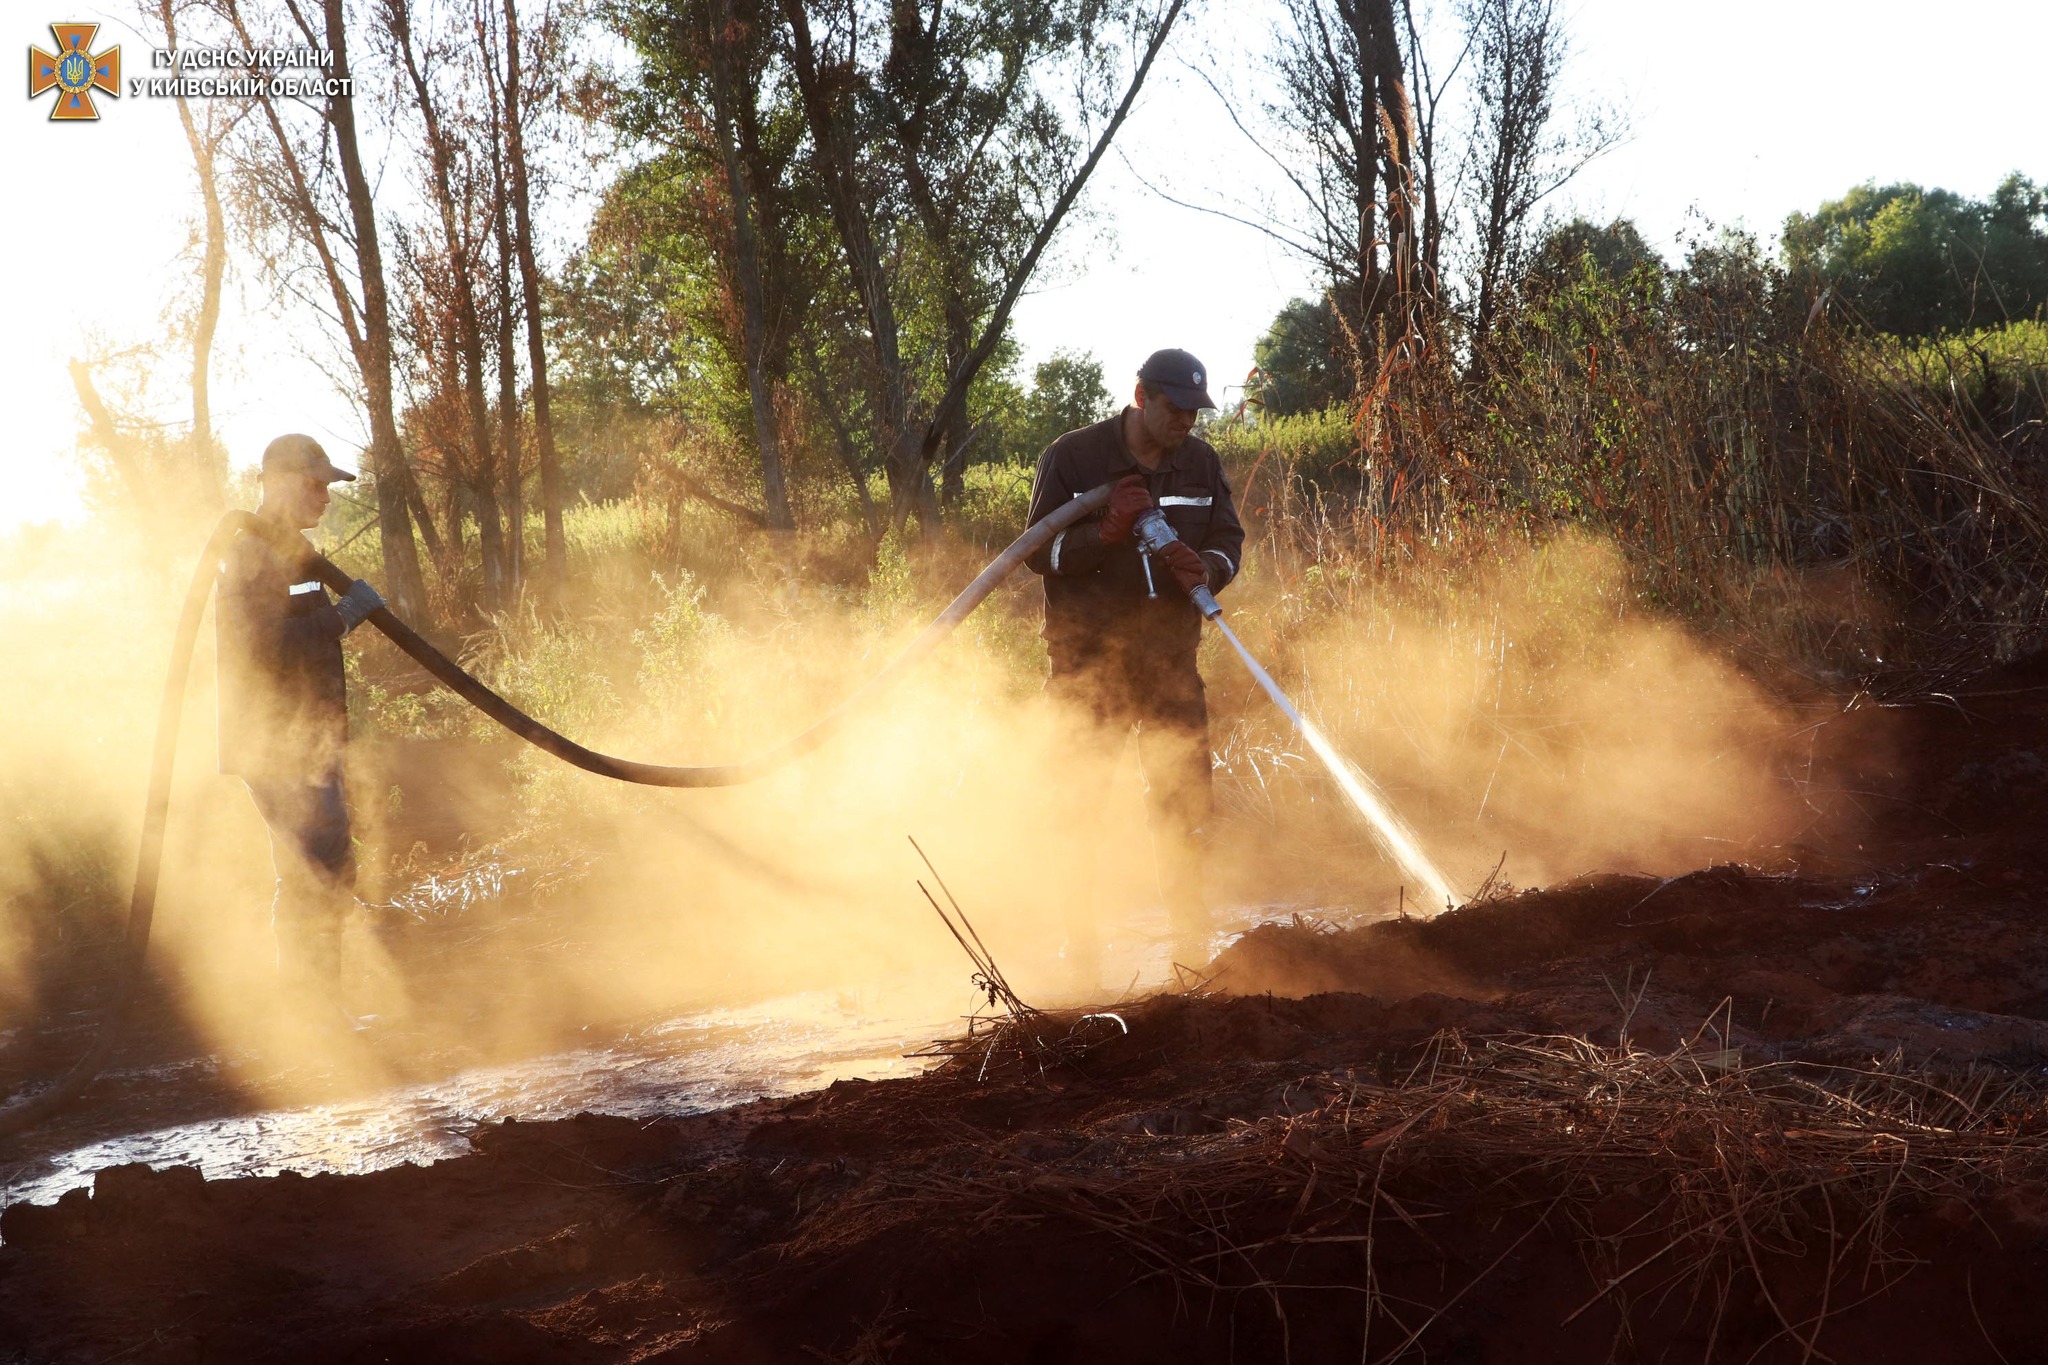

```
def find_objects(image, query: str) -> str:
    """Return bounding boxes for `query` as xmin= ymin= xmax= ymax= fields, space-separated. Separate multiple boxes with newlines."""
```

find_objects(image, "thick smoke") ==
xmin=1212 ymin=534 xmax=1811 ymax=902
xmin=0 ymin=519 xmax=1834 ymax=1105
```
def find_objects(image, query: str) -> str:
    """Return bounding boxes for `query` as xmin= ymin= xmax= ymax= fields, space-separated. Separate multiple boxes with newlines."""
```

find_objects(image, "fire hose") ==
xmin=0 ymin=485 xmax=1114 ymax=1138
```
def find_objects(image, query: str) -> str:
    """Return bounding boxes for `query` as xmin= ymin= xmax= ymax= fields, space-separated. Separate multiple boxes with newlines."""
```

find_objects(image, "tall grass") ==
xmin=1225 ymin=243 xmax=2048 ymax=682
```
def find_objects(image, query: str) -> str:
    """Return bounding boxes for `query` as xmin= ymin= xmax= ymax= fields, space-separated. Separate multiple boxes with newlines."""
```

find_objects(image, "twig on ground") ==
xmin=905 ymin=836 xmax=1123 ymax=1082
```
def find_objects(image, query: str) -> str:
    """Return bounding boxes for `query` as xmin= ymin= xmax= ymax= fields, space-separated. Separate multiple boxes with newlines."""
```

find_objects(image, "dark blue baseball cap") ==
xmin=1137 ymin=348 xmax=1217 ymax=410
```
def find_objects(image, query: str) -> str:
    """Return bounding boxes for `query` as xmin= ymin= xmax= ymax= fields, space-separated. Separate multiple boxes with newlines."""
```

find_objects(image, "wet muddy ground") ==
xmin=0 ymin=993 xmax=934 ymax=1210
xmin=8 ymin=668 xmax=2048 ymax=1360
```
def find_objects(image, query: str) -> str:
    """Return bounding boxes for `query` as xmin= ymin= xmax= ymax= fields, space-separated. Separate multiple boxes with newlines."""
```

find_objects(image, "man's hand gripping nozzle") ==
xmin=1131 ymin=507 xmax=1221 ymax=619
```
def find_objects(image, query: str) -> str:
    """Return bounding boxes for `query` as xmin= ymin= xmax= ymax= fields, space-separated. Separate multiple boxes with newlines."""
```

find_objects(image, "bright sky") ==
xmin=3 ymin=0 xmax=2044 ymax=530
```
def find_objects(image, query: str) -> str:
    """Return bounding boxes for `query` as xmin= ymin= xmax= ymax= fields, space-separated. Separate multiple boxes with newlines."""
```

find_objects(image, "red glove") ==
xmin=1159 ymin=539 xmax=1209 ymax=595
xmin=1099 ymin=474 xmax=1152 ymax=544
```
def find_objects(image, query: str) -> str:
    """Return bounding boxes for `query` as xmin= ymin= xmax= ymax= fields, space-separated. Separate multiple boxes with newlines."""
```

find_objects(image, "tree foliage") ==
xmin=597 ymin=0 xmax=1179 ymax=533
xmin=600 ymin=0 xmax=827 ymax=527
xmin=782 ymin=0 xmax=1183 ymax=528
xmin=1005 ymin=349 xmax=1114 ymax=459
xmin=1784 ymin=175 xmax=2048 ymax=338
xmin=1525 ymin=216 xmax=1659 ymax=289
xmin=1253 ymin=297 xmax=1349 ymax=417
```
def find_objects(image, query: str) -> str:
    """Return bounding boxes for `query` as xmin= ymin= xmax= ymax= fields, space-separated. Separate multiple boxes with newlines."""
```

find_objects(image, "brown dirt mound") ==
xmin=1211 ymin=857 xmax=2048 ymax=1068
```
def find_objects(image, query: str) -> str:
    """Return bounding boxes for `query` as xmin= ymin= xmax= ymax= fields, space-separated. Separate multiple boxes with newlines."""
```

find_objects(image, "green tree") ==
xmin=596 ymin=0 xmax=1180 ymax=534
xmin=603 ymin=0 xmax=831 ymax=530
xmin=1783 ymin=175 xmax=2048 ymax=337
xmin=1526 ymin=217 xmax=1660 ymax=287
xmin=781 ymin=0 xmax=1186 ymax=531
xmin=1252 ymin=297 xmax=1349 ymax=417
xmin=1009 ymin=350 xmax=1112 ymax=458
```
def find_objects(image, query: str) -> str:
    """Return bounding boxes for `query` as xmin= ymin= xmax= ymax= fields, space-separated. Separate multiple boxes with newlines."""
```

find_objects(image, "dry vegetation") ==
xmin=893 ymin=1023 xmax=2048 ymax=1360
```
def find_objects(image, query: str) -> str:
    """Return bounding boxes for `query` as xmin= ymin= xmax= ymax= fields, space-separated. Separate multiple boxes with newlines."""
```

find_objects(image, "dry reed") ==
xmin=874 ymin=1021 xmax=2048 ymax=1360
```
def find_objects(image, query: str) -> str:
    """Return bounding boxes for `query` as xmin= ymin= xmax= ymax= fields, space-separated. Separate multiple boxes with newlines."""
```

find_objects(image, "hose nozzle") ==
xmin=1131 ymin=507 xmax=1221 ymax=619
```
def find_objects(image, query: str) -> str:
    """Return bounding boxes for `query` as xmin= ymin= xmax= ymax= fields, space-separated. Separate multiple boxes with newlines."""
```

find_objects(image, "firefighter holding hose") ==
xmin=1025 ymin=349 xmax=1245 ymax=980
xmin=217 ymin=434 xmax=386 ymax=1024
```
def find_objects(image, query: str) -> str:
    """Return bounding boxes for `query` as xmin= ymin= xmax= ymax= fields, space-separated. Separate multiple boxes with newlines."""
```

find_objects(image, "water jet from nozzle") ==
xmin=1129 ymin=506 xmax=1461 ymax=910
xmin=1210 ymin=617 xmax=1462 ymax=913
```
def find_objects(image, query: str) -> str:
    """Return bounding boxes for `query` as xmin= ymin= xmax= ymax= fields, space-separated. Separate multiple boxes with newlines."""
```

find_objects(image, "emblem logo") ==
xmin=29 ymin=22 xmax=120 ymax=121
xmin=1192 ymin=370 xmax=1203 ymax=384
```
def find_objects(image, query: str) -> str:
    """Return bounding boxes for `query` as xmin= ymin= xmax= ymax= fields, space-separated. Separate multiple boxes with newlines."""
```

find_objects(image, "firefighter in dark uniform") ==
xmin=217 ymin=434 xmax=385 ymax=1016
xmin=1024 ymin=349 xmax=1245 ymax=975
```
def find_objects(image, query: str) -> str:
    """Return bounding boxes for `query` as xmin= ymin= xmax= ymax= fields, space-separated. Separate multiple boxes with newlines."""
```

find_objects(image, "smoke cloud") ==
xmin=0 ymin=519 xmax=1841 ymax=1111
xmin=1209 ymin=533 xmax=1813 ymax=904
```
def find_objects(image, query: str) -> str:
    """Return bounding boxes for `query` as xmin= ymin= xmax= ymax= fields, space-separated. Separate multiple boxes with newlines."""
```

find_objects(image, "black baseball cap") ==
xmin=1137 ymin=348 xmax=1217 ymax=411
xmin=262 ymin=433 xmax=356 ymax=482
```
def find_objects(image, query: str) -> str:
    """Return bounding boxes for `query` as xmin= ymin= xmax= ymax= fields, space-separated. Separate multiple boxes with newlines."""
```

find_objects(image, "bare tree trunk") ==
xmin=879 ymin=100 xmax=977 ymax=517
xmin=404 ymin=465 xmax=445 ymax=567
xmin=910 ymin=0 xmax=1186 ymax=474
xmin=445 ymin=475 xmax=467 ymax=560
xmin=316 ymin=0 xmax=431 ymax=621
xmin=780 ymin=0 xmax=926 ymax=533
xmin=222 ymin=0 xmax=432 ymax=612
xmin=501 ymin=0 xmax=566 ymax=601
xmin=1370 ymin=0 xmax=1417 ymax=331
xmin=390 ymin=0 xmax=507 ymax=611
xmin=494 ymin=216 xmax=524 ymax=598
xmin=804 ymin=352 xmax=880 ymax=540
xmin=937 ymin=300 xmax=971 ymax=506
xmin=1465 ymin=0 xmax=1558 ymax=348
xmin=157 ymin=0 xmax=227 ymax=508
xmin=836 ymin=439 xmax=881 ymax=541
xmin=708 ymin=0 xmax=794 ymax=532
xmin=1346 ymin=0 xmax=1384 ymax=353
xmin=1399 ymin=0 xmax=1448 ymax=299
xmin=675 ymin=472 xmax=773 ymax=529
xmin=1472 ymin=71 xmax=1519 ymax=348
xmin=480 ymin=1 xmax=524 ymax=597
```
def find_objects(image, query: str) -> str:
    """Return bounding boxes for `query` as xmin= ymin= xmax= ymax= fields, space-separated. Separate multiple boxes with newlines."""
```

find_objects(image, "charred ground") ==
xmin=7 ymin=668 xmax=2048 ymax=1362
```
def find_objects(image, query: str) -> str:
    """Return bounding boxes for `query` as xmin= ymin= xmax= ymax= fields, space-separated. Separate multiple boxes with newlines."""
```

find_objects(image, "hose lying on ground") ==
xmin=0 ymin=484 xmax=1113 ymax=1138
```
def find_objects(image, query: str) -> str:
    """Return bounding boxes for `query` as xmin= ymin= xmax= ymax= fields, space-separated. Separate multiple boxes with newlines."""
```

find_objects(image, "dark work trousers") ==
xmin=1046 ymin=643 xmax=1213 ymax=967
xmin=243 ymin=769 xmax=356 ymax=995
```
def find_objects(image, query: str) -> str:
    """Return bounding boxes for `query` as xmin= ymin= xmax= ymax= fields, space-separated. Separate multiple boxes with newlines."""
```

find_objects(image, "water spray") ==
xmin=1133 ymin=509 xmax=1463 ymax=912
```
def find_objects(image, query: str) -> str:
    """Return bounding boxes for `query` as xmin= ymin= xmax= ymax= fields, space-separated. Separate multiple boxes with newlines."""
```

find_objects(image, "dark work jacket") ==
xmin=217 ymin=529 xmax=349 ymax=779
xmin=1024 ymin=410 xmax=1246 ymax=666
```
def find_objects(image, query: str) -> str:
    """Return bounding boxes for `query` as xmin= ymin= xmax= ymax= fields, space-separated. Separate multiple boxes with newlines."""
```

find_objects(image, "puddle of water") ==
xmin=0 ymin=903 xmax=1334 ymax=1213
xmin=0 ymin=992 xmax=939 ymax=1212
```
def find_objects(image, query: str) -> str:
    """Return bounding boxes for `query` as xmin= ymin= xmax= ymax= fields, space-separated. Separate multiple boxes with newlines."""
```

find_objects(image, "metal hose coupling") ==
xmin=1131 ymin=507 xmax=1222 ymax=619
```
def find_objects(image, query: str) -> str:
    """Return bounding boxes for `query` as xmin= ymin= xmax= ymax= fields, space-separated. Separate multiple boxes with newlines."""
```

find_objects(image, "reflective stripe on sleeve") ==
xmin=1201 ymin=549 xmax=1237 ymax=581
xmin=1157 ymin=495 xmax=1213 ymax=507
xmin=1050 ymin=529 xmax=1068 ymax=573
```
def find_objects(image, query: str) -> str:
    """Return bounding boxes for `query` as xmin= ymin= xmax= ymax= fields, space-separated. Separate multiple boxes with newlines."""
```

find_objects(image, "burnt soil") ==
xmin=10 ymin=670 xmax=2048 ymax=1362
